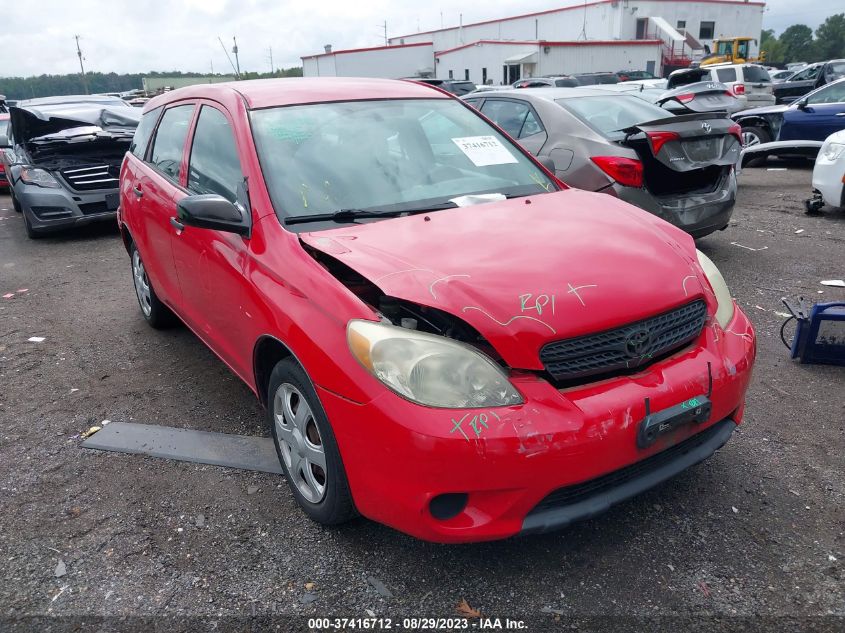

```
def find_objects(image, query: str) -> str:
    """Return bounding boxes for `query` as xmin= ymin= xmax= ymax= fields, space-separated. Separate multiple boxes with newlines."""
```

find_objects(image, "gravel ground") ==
xmin=0 ymin=164 xmax=843 ymax=631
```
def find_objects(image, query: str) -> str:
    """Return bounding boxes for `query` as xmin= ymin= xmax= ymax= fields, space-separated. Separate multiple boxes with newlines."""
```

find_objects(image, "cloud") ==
xmin=0 ymin=0 xmax=838 ymax=78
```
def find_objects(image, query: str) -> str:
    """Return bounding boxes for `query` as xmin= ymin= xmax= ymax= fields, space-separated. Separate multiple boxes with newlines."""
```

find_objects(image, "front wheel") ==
xmin=268 ymin=358 xmax=356 ymax=525
xmin=130 ymin=242 xmax=176 ymax=329
xmin=23 ymin=211 xmax=42 ymax=239
xmin=11 ymin=189 xmax=22 ymax=212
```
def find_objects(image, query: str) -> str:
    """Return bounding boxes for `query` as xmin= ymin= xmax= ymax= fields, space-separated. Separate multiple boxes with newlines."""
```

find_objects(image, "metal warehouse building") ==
xmin=302 ymin=0 xmax=765 ymax=82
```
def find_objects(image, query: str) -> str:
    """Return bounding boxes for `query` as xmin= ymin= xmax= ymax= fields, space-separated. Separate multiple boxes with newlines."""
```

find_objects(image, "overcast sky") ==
xmin=0 ymin=0 xmax=837 ymax=78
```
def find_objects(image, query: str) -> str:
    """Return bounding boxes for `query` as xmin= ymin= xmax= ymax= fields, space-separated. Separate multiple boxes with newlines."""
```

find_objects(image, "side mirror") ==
xmin=537 ymin=155 xmax=557 ymax=173
xmin=177 ymin=194 xmax=250 ymax=237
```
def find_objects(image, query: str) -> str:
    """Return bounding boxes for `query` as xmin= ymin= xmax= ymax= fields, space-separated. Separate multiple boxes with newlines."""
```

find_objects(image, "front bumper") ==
xmin=13 ymin=180 xmax=117 ymax=232
xmin=812 ymin=153 xmax=845 ymax=209
xmin=613 ymin=169 xmax=737 ymax=239
xmin=320 ymin=306 xmax=755 ymax=543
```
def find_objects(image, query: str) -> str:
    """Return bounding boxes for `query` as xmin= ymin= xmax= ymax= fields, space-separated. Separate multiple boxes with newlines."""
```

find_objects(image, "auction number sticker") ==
xmin=452 ymin=136 xmax=518 ymax=167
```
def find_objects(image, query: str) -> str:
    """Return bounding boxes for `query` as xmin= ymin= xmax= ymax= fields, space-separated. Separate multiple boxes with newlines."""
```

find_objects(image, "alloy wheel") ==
xmin=132 ymin=249 xmax=152 ymax=317
xmin=273 ymin=383 xmax=327 ymax=503
xmin=741 ymin=131 xmax=760 ymax=147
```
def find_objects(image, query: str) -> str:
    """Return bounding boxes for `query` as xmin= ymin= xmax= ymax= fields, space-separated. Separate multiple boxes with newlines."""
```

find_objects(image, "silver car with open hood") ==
xmin=5 ymin=95 xmax=139 ymax=238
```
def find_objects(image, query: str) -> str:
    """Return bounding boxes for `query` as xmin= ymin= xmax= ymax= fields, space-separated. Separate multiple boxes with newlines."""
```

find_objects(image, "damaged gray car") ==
xmin=464 ymin=88 xmax=742 ymax=238
xmin=5 ymin=96 xmax=139 ymax=238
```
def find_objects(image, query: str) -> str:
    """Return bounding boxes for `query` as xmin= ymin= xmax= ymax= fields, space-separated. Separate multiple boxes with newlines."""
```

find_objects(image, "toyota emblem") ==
xmin=624 ymin=328 xmax=652 ymax=357
xmin=701 ymin=121 xmax=712 ymax=133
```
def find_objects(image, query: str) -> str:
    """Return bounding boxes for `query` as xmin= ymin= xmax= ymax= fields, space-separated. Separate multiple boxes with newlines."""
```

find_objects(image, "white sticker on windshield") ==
xmin=451 ymin=136 xmax=518 ymax=167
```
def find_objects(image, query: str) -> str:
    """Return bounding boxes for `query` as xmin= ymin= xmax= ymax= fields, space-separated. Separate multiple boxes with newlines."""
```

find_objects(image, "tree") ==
xmin=779 ymin=24 xmax=815 ymax=62
xmin=814 ymin=13 xmax=845 ymax=61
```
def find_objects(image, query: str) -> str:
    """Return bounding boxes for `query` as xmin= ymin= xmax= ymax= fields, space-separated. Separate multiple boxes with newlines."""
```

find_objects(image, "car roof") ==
xmin=144 ymin=77 xmax=451 ymax=112
xmin=466 ymin=87 xmax=627 ymax=100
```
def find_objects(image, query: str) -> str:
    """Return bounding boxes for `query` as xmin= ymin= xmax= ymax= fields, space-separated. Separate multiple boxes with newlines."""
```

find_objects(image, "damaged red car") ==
xmin=118 ymin=78 xmax=756 ymax=543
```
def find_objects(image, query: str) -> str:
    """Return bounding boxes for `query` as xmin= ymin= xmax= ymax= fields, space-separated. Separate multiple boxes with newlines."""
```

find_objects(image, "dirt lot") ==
xmin=1 ymin=165 xmax=843 ymax=631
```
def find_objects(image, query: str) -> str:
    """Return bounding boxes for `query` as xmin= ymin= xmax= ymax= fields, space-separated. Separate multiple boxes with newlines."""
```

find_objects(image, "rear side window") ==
xmin=743 ymin=66 xmax=771 ymax=82
xmin=150 ymin=104 xmax=194 ymax=180
xmin=716 ymin=68 xmax=737 ymax=83
xmin=555 ymin=78 xmax=578 ymax=87
xmin=480 ymin=99 xmax=543 ymax=139
xmin=187 ymin=106 xmax=243 ymax=202
xmin=129 ymin=106 xmax=162 ymax=158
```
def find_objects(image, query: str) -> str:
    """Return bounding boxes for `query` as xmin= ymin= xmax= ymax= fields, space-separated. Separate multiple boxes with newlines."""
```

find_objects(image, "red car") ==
xmin=118 ymin=78 xmax=755 ymax=543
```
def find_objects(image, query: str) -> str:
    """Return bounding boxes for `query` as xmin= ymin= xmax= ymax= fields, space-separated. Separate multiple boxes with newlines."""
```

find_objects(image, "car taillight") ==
xmin=590 ymin=156 xmax=643 ymax=188
xmin=646 ymin=130 xmax=681 ymax=154
xmin=676 ymin=93 xmax=695 ymax=103
xmin=733 ymin=83 xmax=746 ymax=95
xmin=727 ymin=122 xmax=742 ymax=142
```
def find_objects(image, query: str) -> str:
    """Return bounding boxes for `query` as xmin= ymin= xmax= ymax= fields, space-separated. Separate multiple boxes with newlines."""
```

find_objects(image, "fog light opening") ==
xmin=429 ymin=493 xmax=468 ymax=520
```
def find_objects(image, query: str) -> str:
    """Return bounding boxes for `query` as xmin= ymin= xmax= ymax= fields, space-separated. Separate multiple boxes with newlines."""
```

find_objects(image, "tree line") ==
xmin=760 ymin=13 xmax=845 ymax=64
xmin=0 ymin=68 xmax=303 ymax=100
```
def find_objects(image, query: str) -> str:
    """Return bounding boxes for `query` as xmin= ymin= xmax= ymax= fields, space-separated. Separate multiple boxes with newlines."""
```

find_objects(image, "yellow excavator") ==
xmin=699 ymin=37 xmax=766 ymax=67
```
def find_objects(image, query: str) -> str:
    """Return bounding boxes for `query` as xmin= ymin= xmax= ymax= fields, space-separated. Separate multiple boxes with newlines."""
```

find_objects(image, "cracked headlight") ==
xmin=19 ymin=167 xmax=61 ymax=188
xmin=347 ymin=319 xmax=523 ymax=408
xmin=696 ymin=250 xmax=735 ymax=328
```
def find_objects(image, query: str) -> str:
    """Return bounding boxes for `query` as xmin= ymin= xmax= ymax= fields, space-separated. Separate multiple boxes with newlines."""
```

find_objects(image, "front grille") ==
xmin=79 ymin=201 xmax=110 ymax=215
xmin=529 ymin=420 xmax=726 ymax=514
xmin=540 ymin=300 xmax=707 ymax=382
xmin=60 ymin=165 xmax=119 ymax=191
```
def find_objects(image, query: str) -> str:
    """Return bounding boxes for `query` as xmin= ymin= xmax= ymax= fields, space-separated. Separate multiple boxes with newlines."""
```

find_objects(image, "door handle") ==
xmin=133 ymin=186 xmax=143 ymax=198
xmin=836 ymin=112 xmax=845 ymax=117
xmin=169 ymin=217 xmax=185 ymax=231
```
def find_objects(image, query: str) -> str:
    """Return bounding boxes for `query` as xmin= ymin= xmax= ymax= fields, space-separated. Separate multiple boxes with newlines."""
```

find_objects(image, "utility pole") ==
xmin=267 ymin=46 xmax=274 ymax=75
xmin=218 ymin=36 xmax=240 ymax=79
xmin=380 ymin=20 xmax=387 ymax=45
xmin=232 ymin=36 xmax=241 ymax=78
xmin=74 ymin=35 xmax=89 ymax=94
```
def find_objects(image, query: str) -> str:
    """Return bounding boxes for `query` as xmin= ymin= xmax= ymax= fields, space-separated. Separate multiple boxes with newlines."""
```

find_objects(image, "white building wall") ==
xmin=435 ymin=41 xmax=662 ymax=84
xmin=391 ymin=1 xmax=764 ymax=55
xmin=303 ymin=44 xmax=434 ymax=78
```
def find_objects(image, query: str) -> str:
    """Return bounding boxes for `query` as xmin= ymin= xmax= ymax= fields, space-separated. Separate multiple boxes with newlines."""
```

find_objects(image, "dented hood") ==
xmin=302 ymin=190 xmax=711 ymax=371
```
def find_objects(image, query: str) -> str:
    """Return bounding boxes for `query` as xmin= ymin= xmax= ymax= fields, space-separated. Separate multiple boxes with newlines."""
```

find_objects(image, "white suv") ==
xmin=669 ymin=64 xmax=775 ymax=110
xmin=705 ymin=64 xmax=775 ymax=109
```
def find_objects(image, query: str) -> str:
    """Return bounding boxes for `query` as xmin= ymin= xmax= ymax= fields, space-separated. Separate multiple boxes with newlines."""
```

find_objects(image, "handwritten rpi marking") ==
xmin=519 ymin=293 xmax=556 ymax=316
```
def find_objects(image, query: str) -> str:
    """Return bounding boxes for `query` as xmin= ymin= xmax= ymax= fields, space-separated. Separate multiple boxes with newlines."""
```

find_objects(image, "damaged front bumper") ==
xmin=318 ymin=305 xmax=755 ymax=543
xmin=12 ymin=177 xmax=118 ymax=232
xmin=613 ymin=169 xmax=737 ymax=239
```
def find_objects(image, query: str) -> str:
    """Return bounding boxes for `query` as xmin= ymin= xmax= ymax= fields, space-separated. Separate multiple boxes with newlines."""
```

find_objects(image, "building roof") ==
xmin=392 ymin=0 xmax=766 ymax=41
xmin=144 ymin=77 xmax=450 ymax=111
xmin=302 ymin=41 xmax=432 ymax=61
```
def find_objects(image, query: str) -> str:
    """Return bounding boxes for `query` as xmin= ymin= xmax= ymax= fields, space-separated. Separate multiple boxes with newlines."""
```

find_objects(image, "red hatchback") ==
xmin=118 ymin=78 xmax=755 ymax=543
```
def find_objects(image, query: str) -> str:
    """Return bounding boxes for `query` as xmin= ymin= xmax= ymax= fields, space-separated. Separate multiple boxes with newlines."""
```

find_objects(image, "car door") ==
xmin=776 ymin=65 xmax=820 ymax=103
xmin=780 ymin=81 xmax=845 ymax=142
xmin=134 ymin=103 xmax=196 ymax=306
xmin=171 ymin=102 xmax=253 ymax=381
xmin=478 ymin=98 xmax=548 ymax=155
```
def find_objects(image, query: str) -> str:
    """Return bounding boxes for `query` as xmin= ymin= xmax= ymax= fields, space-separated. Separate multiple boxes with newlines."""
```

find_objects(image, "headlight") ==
xmin=19 ymin=167 xmax=61 ymax=188
xmin=822 ymin=142 xmax=845 ymax=162
xmin=347 ymin=319 xmax=523 ymax=408
xmin=696 ymin=250 xmax=735 ymax=328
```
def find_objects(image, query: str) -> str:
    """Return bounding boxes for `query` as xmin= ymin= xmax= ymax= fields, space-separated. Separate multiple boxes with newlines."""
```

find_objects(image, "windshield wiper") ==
xmin=284 ymin=202 xmax=457 ymax=226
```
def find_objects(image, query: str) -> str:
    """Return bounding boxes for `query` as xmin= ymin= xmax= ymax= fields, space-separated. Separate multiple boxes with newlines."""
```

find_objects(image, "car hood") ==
xmin=301 ymin=190 xmax=711 ymax=370
xmin=9 ymin=103 xmax=139 ymax=146
xmin=733 ymin=103 xmax=789 ymax=118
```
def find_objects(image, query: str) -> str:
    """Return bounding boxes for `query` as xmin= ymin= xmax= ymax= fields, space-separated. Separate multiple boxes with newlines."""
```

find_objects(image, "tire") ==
xmin=268 ymin=357 xmax=356 ymax=525
xmin=741 ymin=126 xmax=771 ymax=167
xmin=129 ymin=242 xmax=177 ymax=329
xmin=11 ymin=189 xmax=22 ymax=213
xmin=23 ymin=211 xmax=42 ymax=239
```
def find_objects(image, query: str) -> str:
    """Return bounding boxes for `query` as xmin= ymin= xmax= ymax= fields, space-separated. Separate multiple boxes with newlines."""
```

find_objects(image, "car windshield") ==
xmin=555 ymin=95 xmax=671 ymax=139
xmin=250 ymin=98 xmax=557 ymax=222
